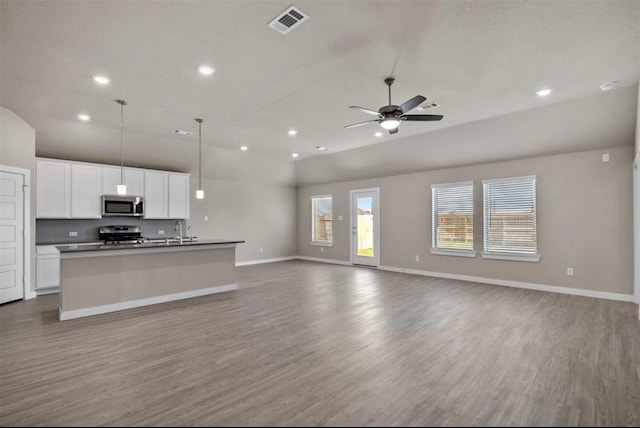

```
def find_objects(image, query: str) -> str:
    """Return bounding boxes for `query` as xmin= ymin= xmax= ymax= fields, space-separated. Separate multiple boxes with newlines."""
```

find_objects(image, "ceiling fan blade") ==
xmin=344 ymin=119 xmax=380 ymax=129
xmin=388 ymin=127 xmax=399 ymax=135
xmin=349 ymin=106 xmax=382 ymax=116
xmin=400 ymin=114 xmax=443 ymax=121
xmin=400 ymin=95 xmax=427 ymax=114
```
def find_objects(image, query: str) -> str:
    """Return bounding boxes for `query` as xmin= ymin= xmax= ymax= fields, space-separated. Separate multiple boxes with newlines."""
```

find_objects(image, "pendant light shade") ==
xmin=116 ymin=99 xmax=128 ymax=195
xmin=195 ymin=118 xmax=204 ymax=199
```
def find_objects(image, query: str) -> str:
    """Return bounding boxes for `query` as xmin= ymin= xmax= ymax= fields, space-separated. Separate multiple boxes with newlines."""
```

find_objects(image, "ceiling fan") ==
xmin=344 ymin=77 xmax=443 ymax=134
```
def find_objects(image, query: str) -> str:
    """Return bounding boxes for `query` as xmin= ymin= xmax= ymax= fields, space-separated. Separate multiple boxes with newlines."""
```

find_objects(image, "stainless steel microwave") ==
xmin=102 ymin=195 xmax=144 ymax=217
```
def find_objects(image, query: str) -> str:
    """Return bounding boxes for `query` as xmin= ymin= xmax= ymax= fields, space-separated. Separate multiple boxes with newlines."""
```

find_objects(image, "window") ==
xmin=482 ymin=175 xmax=539 ymax=262
xmin=311 ymin=195 xmax=333 ymax=246
xmin=431 ymin=181 xmax=475 ymax=257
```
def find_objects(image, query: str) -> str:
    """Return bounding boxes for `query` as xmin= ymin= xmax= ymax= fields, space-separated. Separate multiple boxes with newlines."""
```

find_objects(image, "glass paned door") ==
xmin=351 ymin=188 xmax=380 ymax=267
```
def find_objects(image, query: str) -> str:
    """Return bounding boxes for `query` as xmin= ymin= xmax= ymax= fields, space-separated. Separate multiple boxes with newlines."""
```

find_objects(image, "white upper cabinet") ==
xmin=37 ymin=157 xmax=189 ymax=219
xmin=168 ymin=173 xmax=190 ymax=219
xmin=102 ymin=166 xmax=121 ymax=195
xmin=36 ymin=159 xmax=71 ymax=218
xmin=124 ymin=168 xmax=144 ymax=197
xmin=102 ymin=166 xmax=145 ymax=197
xmin=144 ymin=171 xmax=169 ymax=219
xmin=70 ymin=163 xmax=102 ymax=218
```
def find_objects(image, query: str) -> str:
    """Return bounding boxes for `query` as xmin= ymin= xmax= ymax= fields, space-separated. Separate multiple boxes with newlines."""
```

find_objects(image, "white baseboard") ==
xmin=236 ymin=256 xmax=297 ymax=267
xmin=296 ymin=256 xmax=352 ymax=266
xmin=59 ymin=283 xmax=237 ymax=321
xmin=378 ymin=265 xmax=635 ymax=303
xmin=36 ymin=287 xmax=59 ymax=296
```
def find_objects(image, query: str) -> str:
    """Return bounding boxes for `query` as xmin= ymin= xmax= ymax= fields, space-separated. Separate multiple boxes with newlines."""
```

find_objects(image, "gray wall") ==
xmin=297 ymin=146 xmax=635 ymax=296
xmin=0 ymin=106 xmax=36 ymax=294
xmin=189 ymin=178 xmax=297 ymax=263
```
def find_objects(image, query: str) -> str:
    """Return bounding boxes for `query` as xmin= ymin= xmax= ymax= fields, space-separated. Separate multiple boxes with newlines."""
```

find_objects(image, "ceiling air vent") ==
xmin=417 ymin=102 xmax=440 ymax=111
xmin=268 ymin=5 xmax=309 ymax=35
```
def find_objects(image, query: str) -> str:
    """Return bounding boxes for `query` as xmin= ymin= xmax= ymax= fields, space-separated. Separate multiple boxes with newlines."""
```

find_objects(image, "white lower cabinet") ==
xmin=36 ymin=246 xmax=60 ymax=293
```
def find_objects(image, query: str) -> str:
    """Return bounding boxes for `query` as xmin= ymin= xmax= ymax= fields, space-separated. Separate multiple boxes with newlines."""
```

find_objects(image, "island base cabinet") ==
xmin=59 ymin=246 xmax=237 ymax=320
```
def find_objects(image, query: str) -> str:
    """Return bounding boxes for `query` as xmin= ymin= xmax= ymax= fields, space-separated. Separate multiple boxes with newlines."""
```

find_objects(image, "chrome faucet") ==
xmin=175 ymin=220 xmax=183 ymax=244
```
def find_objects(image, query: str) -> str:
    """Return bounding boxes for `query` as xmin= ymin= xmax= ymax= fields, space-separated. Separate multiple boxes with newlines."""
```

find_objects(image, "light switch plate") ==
xmin=602 ymin=153 xmax=609 ymax=162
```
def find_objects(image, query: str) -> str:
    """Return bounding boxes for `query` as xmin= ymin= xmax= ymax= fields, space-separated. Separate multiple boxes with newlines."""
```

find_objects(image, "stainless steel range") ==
xmin=99 ymin=225 xmax=148 ymax=245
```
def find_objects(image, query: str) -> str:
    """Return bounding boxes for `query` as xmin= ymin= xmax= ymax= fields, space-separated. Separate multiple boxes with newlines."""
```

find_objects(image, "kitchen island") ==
xmin=57 ymin=239 xmax=244 ymax=320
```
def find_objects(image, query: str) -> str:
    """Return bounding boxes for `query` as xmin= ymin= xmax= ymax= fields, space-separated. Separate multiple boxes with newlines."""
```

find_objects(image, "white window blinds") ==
xmin=431 ymin=181 xmax=474 ymax=252
xmin=483 ymin=176 xmax=537 ymax=256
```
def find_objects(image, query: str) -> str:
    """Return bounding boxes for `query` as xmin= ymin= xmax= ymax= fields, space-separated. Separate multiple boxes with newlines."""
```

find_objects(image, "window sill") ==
xmin=430 ymin=248 xmax=476 ymax=258
xmin=311 ymin=241 xmax=333 ymax=247
xmin=481 ymin=252 xmax=540 ymax=262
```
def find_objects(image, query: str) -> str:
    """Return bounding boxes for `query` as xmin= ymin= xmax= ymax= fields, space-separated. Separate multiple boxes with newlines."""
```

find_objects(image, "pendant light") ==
xmin=195 ymin=118 xmax=204 ymax=199
xmin=115 ymin=99 xmax=128 ymax=195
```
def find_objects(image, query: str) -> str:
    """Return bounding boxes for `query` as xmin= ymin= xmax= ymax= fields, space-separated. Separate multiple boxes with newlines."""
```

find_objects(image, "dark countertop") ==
xmin=56 ymin=239 xmax=245 ymax=253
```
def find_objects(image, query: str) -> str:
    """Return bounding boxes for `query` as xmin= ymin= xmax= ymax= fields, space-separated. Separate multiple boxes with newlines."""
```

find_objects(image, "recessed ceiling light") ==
xmin=536 ymin=88 xmax=552 ymax=97
xmin=600 ymin=81 xmax=617 ymax=91
xmin=315 ymin=146 xmax=328 ymax=151
xmin=288 ymin=129 xmax=297 ymax=136
xmin=77 ymin=114 xmax=91 ymax=122
xmin=375 ymin=132 xmax=383 ymax=137
xmin=291 ymin=153 xmax=299 ymax=158
xmin=93 ymin=75 xmax=111 ymax=85
xmin=240 ymin=145 xmax=248 ymax=151
xmin=198 ymin=65 xmax=214 ymax=75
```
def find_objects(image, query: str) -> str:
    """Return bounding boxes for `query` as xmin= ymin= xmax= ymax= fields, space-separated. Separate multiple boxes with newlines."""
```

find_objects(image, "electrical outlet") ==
xmin=338 ymin=215 xmax=344 ymax=221
xmin=601 ymin=153 xmax=610 ymax=163
xmin=320 ymin=247 xmax=324 ymax=252
xmin=566 ymin=267 xmax=574 ymax=276
xmin=204 ymin=215 xmax=209 ymax=222
xmin=259 ymin=247 xmax=263 ymax=253
xmin=415 ymin=255 xmax=420 ymax=262
xmin=68 ymin=231 xmax=78 ymax=237
xmin=158 ymin=230 xmax=165 ymax=235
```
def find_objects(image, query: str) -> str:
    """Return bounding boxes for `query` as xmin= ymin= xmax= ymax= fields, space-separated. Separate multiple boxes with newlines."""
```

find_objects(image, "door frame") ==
xmin=0 ymin=164 xmax=33 ymax=301
xmin=633 ymin=153 xmax=639 ymax=309
xmin=350 ymin=187 xmax=380 ymax=267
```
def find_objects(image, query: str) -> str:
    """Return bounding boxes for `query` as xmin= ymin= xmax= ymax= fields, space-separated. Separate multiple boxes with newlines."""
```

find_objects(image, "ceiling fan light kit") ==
xmin=345 ymin=77 xmax=443 ymax=134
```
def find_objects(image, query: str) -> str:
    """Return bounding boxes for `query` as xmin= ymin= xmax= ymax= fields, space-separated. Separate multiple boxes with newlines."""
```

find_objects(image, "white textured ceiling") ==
xmin=1 ymin=0 xmax=639 ymax=167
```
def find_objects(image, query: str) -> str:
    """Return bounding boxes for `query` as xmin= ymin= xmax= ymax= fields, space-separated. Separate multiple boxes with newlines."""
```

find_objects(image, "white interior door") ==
xmin=0 ymin=170 xmax=25 ymax=303
xmin=351 ymin=188 xmax=380 ymax=267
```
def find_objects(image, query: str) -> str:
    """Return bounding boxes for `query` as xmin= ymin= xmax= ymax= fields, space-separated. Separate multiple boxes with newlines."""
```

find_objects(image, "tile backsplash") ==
xmin=36 ymin=218 xmax=187 ymax=244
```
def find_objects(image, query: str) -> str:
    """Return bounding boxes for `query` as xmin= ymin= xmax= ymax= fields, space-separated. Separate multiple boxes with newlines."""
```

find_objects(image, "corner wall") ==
xmin=297 ymin=146 xmax=635 ymax=297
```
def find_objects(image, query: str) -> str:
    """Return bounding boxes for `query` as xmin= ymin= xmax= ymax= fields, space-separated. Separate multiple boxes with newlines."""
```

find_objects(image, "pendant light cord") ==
xmin=196 ymin=118 xmax=203 ymax=190
xmin=116 ymin=99 xmax=127 ymax=185
xmin=120 ymin=102 xmax=124 ymax=184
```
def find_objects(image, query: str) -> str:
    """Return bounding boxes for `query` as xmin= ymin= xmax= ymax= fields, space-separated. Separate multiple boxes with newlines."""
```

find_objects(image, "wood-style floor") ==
xmin=1 ymin=260 xmax=639 ymax=427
